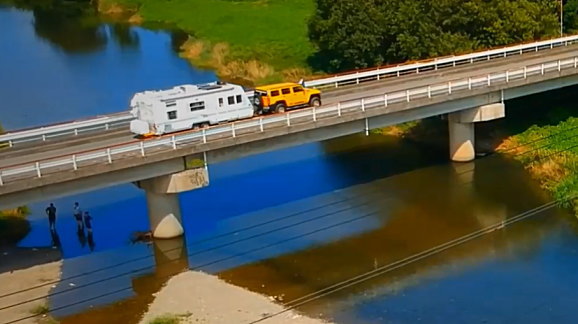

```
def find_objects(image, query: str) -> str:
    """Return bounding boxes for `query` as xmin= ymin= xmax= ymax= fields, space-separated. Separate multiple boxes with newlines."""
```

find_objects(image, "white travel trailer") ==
xmin=129 ymin=81 xmax=255 ymax=136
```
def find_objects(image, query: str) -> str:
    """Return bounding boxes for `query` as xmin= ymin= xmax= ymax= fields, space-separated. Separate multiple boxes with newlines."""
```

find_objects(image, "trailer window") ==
xmin=167 ymin=111 xmax=177 ymax=120
xmin=228 ymin=96 xmax=235 ymax=105
xmin=165 ymin=102 xmax=176 ymax=107
xmin=236 ymin=95 xmax=242 ymax=103
xmin=190 ymin=101 xmax=205 ymax=111
xmin=281 ymin=88 xmax=291 ymax=95
xmin=218 ymin=98 xmax=224 ymax=107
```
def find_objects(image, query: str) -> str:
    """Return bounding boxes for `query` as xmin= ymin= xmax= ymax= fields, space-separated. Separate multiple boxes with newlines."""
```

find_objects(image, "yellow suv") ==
xmin=253 ymin=82 xmax=321 ymax=114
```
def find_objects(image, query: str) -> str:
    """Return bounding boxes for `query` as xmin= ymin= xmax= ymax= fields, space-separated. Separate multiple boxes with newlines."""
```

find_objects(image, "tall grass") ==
xmin=499 ymin=117 xmax=578 ymax=213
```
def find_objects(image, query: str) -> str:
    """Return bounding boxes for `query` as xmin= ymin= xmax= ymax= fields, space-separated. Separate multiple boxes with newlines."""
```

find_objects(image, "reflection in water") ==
xmin=214 ymin=155 xmax=568 ymax=322
xmin=7 ymin=0 xmax=140 ymax=54
xmin=50 ymin=228 xmax=61 ymax=249
xmin=55 ymin=237 xmax=189 ymax=324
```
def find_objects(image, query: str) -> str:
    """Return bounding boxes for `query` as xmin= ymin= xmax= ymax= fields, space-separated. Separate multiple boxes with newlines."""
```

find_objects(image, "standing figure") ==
xmin=45 ymin=203 xmax=57 ymax=230
xmin=73 ymin=202 xmax=83 ymax=231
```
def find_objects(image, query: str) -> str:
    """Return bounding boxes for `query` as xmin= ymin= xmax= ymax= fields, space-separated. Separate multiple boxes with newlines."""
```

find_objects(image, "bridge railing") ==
xmin=304 ymin=34 xmax=578 ymax=89
xmin=1 ymin=55 xmax=577 ymax=187
xmin=0 ymin=112 xmax=134 ymax=148
xmin=1 ymin=35 xmax=577 ymax=148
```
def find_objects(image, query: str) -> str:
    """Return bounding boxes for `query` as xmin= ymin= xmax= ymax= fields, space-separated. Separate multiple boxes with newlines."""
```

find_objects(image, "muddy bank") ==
xmin=139 ymin=271 xmax=331 ymax=324
xmin=0 ymin=248 xmax=62 ymax=324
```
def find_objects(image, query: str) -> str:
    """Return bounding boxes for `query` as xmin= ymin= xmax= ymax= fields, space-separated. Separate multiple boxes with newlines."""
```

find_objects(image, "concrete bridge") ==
xmin=2 ymin=36 xmax=578 ymax=238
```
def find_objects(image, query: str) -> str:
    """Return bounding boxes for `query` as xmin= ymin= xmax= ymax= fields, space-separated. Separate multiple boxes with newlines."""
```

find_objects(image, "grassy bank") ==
xmin=0 ymin=207 xmax=31 ymax=246
xmin=497 ymin=117 xmax=578 ymax=213
xmin=98 ymin=0 xmax=316 ymax=85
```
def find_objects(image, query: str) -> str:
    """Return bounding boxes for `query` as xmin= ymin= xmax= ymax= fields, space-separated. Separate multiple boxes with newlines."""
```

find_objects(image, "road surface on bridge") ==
xmin=2 ymin=44 xmax=577 ymax=171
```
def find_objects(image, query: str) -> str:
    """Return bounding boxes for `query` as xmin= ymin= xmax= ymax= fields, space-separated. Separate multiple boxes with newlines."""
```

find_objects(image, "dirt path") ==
xmin=0 ymin=247 xmax=62 ymax=324
xmin=139 ymin=271 xmax=331 ymax=324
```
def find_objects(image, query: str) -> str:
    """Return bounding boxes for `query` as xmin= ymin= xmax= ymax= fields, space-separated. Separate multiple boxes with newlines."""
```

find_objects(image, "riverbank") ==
xmin=97 ymin=0 xmax=316 ymax=85
xmin=497 ymin=116 xmax=578 ymax=213
xmin=0 ymin=207 xmax=31 ymax=246
xmin=139 ymin=271 xmax=330 ymax=324
xmin=0 ymin=248 xmax=62 ymax=324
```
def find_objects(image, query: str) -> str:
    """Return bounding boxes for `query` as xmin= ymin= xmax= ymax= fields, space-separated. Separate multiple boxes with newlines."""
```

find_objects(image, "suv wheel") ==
xmin=309 ymin=97 xmax=321 ymax=107
xmin=276 ymin=102 xmax=286 ymax=113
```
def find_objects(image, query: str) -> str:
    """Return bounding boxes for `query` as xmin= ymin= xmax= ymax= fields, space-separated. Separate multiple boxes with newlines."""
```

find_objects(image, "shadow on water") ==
xmin=54 ymin=237 xmax=189 ymax=324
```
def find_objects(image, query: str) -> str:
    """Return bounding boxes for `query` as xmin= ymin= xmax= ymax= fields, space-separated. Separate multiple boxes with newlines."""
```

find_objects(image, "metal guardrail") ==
xmin=1 ymin=35 xmax=578 ymax=148
xmin=0 ymin=112 xmax=134 ymax=148
xmin=1 ymin=55 xmax=576 ymax=186
xmin=304 ymin=34 xmax=578 ymax=89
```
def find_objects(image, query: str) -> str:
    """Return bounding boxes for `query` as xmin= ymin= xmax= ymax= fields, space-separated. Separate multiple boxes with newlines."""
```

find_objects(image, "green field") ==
xmin=106 ymin=0 xmax=316 ymax=78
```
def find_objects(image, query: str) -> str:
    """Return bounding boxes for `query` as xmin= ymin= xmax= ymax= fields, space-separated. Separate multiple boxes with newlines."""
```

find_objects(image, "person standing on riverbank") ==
xmin=45 ymin=203 xmax=56 ymax=230
xmin=73 ymin=202 xmax=83 ymax=231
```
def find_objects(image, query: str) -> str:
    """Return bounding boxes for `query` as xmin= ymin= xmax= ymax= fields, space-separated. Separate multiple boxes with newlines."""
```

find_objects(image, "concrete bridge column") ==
xmin=448 ymin=103 xmax=505 ymax=162
xmin=137 ymin=166 xmax=209 ymax=239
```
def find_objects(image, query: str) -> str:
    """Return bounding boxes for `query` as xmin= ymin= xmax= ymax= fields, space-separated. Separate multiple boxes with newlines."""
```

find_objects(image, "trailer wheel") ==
xmin=192 ymin=124 xmax=200 ymax=130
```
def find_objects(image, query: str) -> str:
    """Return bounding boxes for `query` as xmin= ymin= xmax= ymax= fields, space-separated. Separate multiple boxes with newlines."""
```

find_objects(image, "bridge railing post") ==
xmin=202 ymin=129 xmax=207 ymax=143
xmin=259 ymin=118 xmax=264 ymax=132
xmin=487 ymin=74 xmax=491 ymax=86
xmin=541 ymin=63 xmax=545 ymax=75
xmin=72 ymin=154 xmax=77 ymax=170
xmin=286 ymin=113 xmax=291 ymax=126
xmin=107 ymin=148 xmax=112 ymax=163
xmin=337 ymin=102 xmax=341 ymax=116
xmin=406 ymin=90 xmax=410 ymax=102
xmin=313 ymin=106 xmax=317 ymax=121
xmin=140 ymin=141 xmax=145 ymax=156
xmin=0 ymin=172 xmax=3 ymax=186
xmin=448 ymin=81 xmax=452 ymax=94
xmin=524 ymin=66 xmax=527 ymax=78
xmin=468 ymin=77 xmax=472 ymax=89
xmin=575 ymin=57 xmax=577 ymax=68
xmin=506 ymin=71 xmax=509 ymax=82
xmin=361 ymin=98 xmax=365 ymax=111
xmin=384 ymin=94 xmax=388 ymax=106
xmin=558 ymin=60 xmax=561 ymax=71
xmin=171 ymin=136 xmax=176 ymax=150
xmin=427 ymin=86 xmax=431 ymax=98
xmin=231 ymin=123 xmax=236 ymax=138
xmin=35 ymin=162 xmax=41 ymax=178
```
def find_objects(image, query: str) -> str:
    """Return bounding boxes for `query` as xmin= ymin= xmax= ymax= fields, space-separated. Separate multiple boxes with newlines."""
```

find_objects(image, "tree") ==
xmin=309 ymin=0 xmax=560 ymax=72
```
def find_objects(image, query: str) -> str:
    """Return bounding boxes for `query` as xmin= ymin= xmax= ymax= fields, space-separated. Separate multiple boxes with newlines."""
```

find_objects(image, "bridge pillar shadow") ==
xmin=449 ymin=102 xmax=505 ymax=162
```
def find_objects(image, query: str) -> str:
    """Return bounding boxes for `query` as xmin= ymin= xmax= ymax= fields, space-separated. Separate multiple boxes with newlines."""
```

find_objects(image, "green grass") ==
xmin=30 ymin=304 xmax=49 ymax=316
xmin=105 ymin=0 xmax=315 ymax=71
xmin=0 ymin=206 xmax=31 ymax=246
xmin=502 ymin=116 xmax=578 ymax=212
xmin=147 ymin=313 xmax=191 ymax=324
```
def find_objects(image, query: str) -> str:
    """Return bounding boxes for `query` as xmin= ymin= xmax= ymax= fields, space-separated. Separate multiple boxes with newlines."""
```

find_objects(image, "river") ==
xmin=2 ymin=3 xmax=578 ymax=324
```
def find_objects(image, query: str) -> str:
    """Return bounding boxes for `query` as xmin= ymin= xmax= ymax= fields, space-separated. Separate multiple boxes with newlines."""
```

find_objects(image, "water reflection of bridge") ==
xmin=50 ymin=155 xmax=566 ymax=322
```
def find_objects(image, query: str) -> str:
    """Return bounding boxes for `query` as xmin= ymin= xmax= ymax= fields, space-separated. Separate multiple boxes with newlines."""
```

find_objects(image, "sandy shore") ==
xmin=0 ymin=247 xmax=62 ymax=324
xmin=139 ymin=271 xmax=331 ymax=324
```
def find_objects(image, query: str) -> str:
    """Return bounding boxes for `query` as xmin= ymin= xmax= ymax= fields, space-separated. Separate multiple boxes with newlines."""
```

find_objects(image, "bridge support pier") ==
xmin=448 ymin=103 xmax=505 ymax=162
xmin=136 ymin=166 xmax=209 ymax=239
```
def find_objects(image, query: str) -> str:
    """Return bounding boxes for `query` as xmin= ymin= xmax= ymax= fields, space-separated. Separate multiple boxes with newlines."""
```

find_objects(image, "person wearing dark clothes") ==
xmin=73 ymin=202 xmax=83 ymax=231
xmin=45 ymin=203 xmax=56 ymax=230
xmin=83 ymin=211 xmax=93 ymax=233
